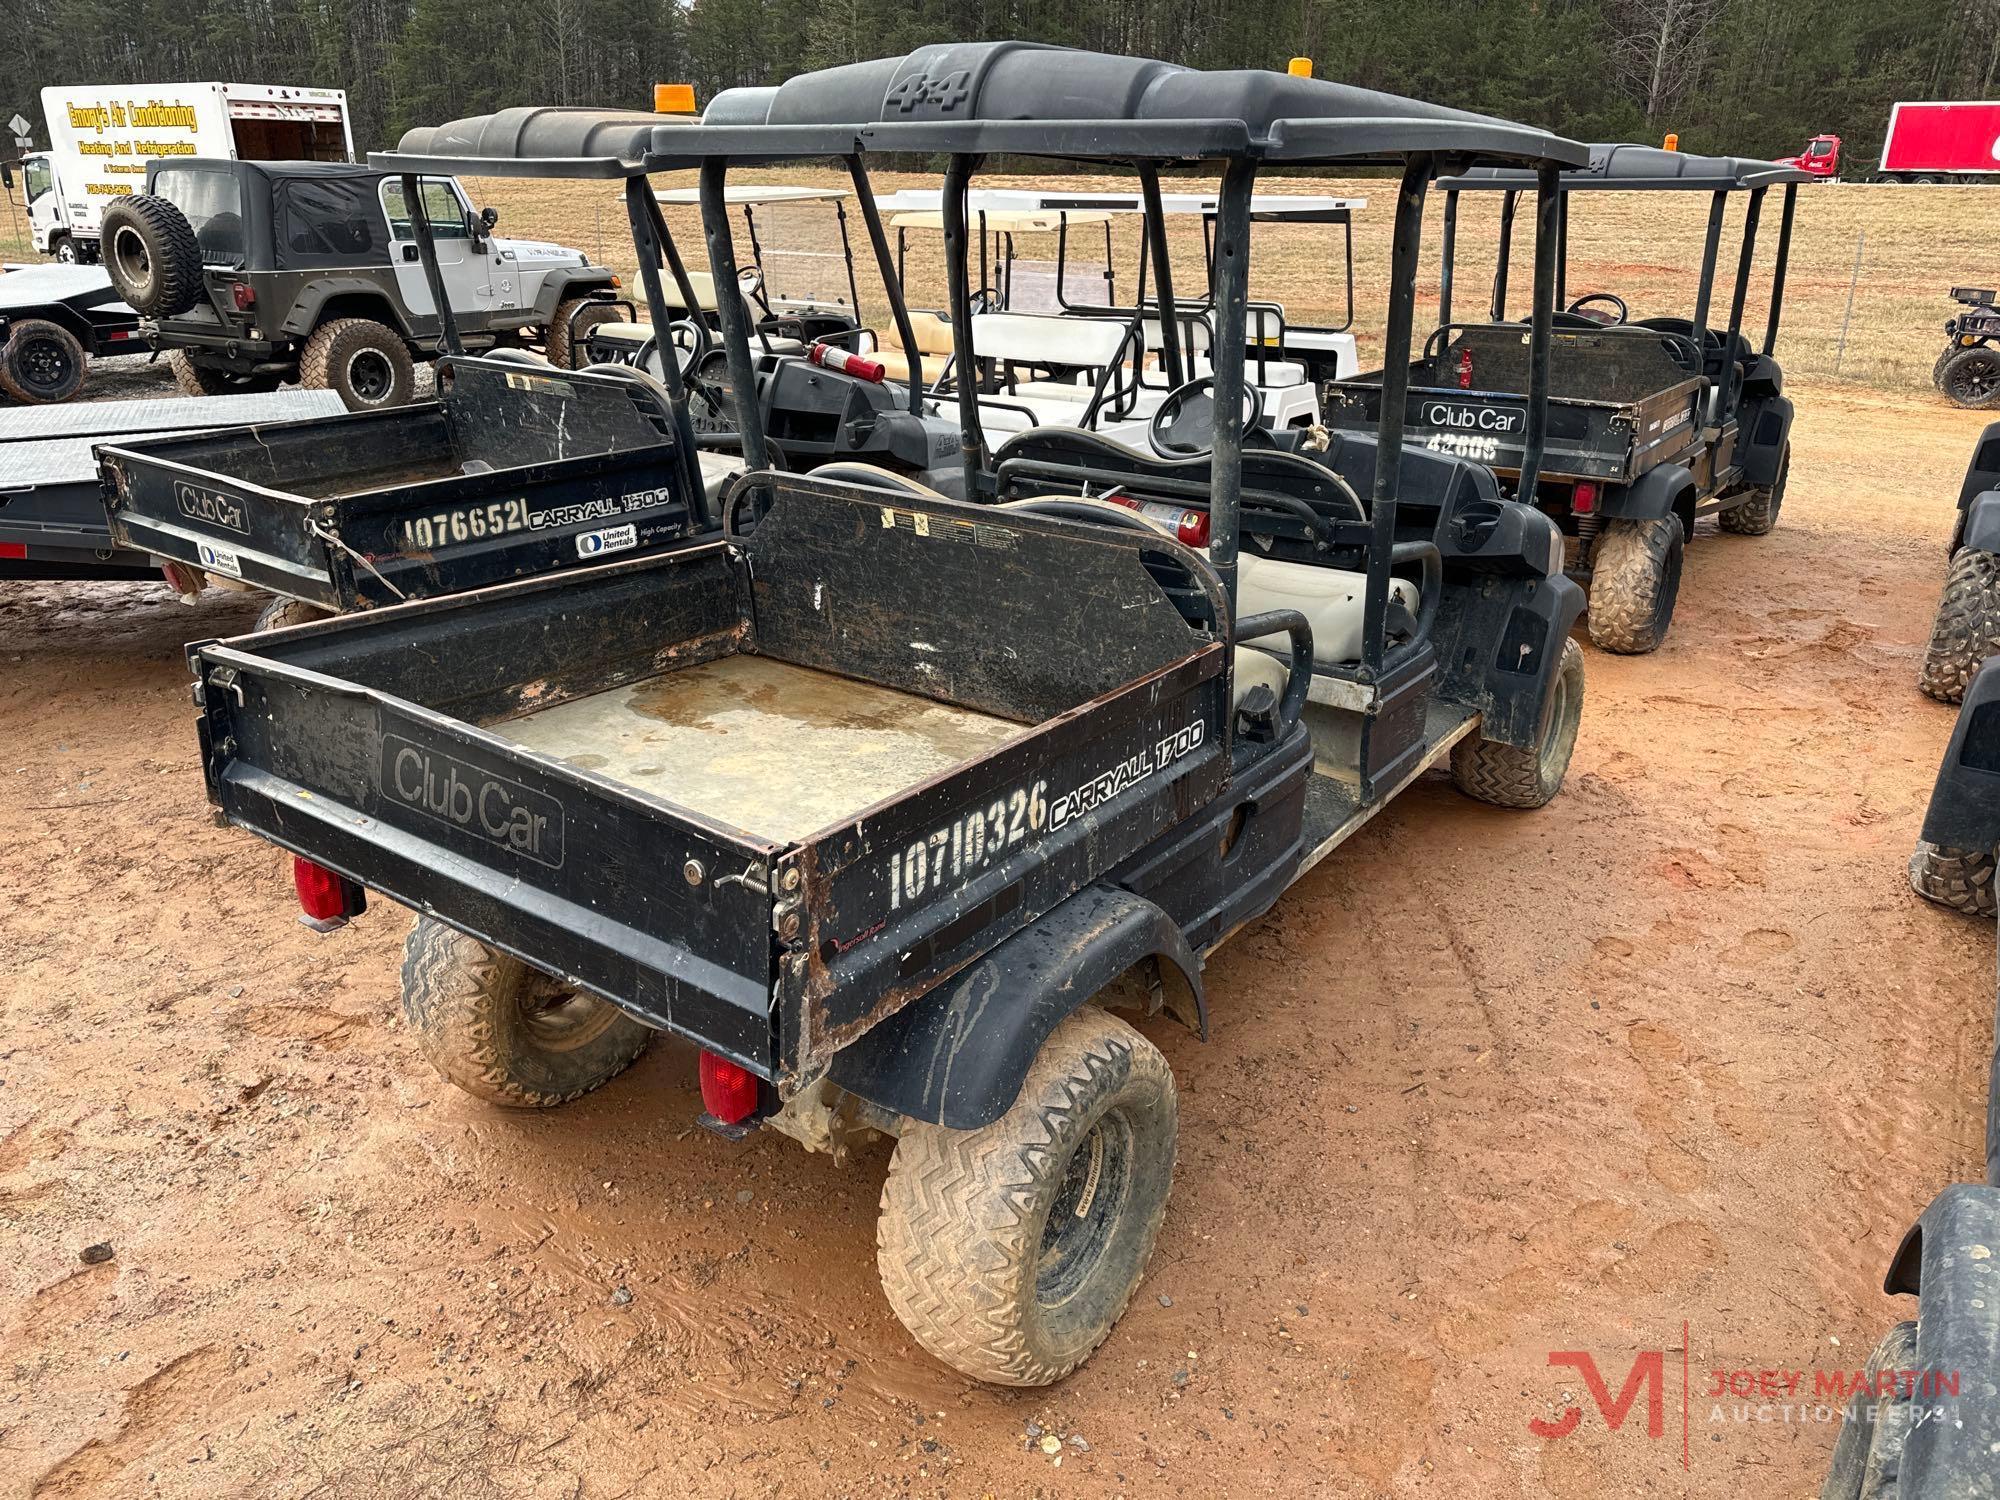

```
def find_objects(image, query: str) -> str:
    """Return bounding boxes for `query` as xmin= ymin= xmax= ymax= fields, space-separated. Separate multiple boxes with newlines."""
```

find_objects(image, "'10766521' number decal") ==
xmin=402 ymin=499 xmax=530 ymax=550
xmin=887 ymin=781 xmax=1047 ymax=910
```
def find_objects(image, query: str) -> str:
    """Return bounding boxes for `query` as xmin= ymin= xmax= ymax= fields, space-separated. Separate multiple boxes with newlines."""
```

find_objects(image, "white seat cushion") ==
xmin=1236 ymin=552 xmax=1418 ymax=666
xmin=1231 ymin=646 xmax=1290 ymax=715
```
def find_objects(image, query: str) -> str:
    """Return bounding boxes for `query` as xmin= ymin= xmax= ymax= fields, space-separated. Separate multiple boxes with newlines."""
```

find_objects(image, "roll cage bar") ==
xmin=665 ymin=42 xmax=1586 ymax=681
xmin=1435 ymin=145 xmax=1811 ymax=423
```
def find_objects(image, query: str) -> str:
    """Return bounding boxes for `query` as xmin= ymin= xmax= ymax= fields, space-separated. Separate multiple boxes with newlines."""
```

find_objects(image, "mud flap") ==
xmin=1877 ymin=1184 xmax=2000 ymax=1494
xmin=1919 ymin=657 xmax=2000 ymax=854
xmin=1737 ymin=393 xmax=1793 ymax=487
xmin=1960 ymin=491 xmax=2000 ymax=556
xmin=826 ymin=883 xmax=1203 ymax=1129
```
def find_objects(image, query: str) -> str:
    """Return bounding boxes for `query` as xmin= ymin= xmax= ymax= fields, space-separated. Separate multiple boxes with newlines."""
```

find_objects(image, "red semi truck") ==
xmin=1777 ymin=103 xmax=2000 ymax=183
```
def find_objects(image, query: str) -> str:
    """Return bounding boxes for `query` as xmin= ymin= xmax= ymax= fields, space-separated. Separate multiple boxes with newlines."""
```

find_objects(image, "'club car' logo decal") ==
xmin=380 ymin=734 xmax=564 ymax=868
xmin=175 ymin=481 xmax=247 ymax=533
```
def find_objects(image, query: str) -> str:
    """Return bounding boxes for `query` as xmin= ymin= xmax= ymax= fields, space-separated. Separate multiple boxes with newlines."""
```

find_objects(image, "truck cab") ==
xmin=1778 ymin=133 xmax=1840 ymax=179
xmin=19 ymin=153 xmax=74 ymax=260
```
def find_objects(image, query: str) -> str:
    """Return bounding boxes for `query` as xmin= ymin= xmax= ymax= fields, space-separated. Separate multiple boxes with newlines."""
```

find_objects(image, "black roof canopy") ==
xmin=374 ymin=107 xmax=701 ymax=179
xmin=691 ymin=43 xmax=1590 ymax=168
xmin=1439 ymin=142 xmax=1813 ymax=193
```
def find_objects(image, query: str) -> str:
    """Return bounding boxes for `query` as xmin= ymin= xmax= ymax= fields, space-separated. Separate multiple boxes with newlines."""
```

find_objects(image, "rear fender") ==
xmin=1433 ymin=572 xmax=1585 ymax=750
xmin=1956 ymin=423 xmax=2000 ymax=550
xmin=1961 ymin=490 xmax=2000 ymax=556
xmin=1919 ymin=656 xmax=2000 ymax=855
xmin=826 ymin=884 xmax=1204 ymax=1129
xmin=1737 ymin=393 xmax=1793 ymax=487
xmin=1598 ymin=462 xmax=1695 ymax=526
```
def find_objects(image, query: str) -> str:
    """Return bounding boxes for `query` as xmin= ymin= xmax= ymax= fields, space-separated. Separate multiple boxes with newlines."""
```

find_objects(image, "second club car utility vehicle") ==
xmin=184 ymin=44 xmax=1590 ymax=1386
xmin=1326 ymin=146 xmax=1808 ymax=653
xmin=99 ymin=157 xmax=621 ymax=408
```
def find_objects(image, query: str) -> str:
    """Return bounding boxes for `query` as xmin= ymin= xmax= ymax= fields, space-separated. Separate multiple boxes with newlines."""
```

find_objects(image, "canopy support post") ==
xmin=698 ymin=157 xmax=772 ymax=478
xmin=1364 ymin=154 xmax=1431 ymax=680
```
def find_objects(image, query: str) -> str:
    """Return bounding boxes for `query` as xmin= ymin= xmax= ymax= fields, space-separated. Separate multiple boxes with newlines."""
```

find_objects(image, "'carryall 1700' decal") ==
xmin=883 ymin=719 xmax=1206 ymax=911
xmin=379 ymin=732 xmax=564 ymax=868
xmin=397 ymin=485 xmax=677 ymax=551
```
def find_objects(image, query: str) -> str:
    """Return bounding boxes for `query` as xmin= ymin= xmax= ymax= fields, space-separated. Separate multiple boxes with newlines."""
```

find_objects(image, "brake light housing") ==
xmin=699 ymin=1051 xmax=761 ymax=1125
xmin=292 ymin=855 xmax=366 ymax=932
xmin=230 ymin=281 xmax=256 ymax=312
xmin=1572 ymin=481 xmax=1599 ymax=515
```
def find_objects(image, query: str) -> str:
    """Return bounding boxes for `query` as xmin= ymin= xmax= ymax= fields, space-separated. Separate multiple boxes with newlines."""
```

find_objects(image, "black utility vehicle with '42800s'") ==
xmin=99 ymin=158 xmax=624 ymax=409
xmin=1326 ymin=146 xmax=1807 ymax=653
xmin=183 ymin=45 xmax=1591 ymax=1388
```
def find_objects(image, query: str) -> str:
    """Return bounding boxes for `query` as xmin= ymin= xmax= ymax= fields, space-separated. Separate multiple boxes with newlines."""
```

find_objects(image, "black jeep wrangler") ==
xmin=101 ymin=159 xmax=622 ymax=409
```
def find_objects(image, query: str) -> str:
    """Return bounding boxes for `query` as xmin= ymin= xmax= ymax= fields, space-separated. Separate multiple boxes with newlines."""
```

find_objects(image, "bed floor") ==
xmin=499 ymin=653 xmax=1026 ymax=844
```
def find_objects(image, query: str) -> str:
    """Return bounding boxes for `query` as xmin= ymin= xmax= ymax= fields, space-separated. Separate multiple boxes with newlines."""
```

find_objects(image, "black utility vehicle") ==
xmin=1326 ymin=146 xmax=1807 ymax=653
xmin=95 ymin=128 xmax=727 ymax=625
xmin=1935 ymin=286 xmax=2000 ymax=408
xmin=1918 ymin=419 xmax=2000 ymax=702
xmin=99 ymin=157 xmax=619 ymax=408
xmin=1824 ymin=662 xmax=2000 ymax=1499
xmin=184 ymin=44 xmax=1590 ymax=1386
xmin=0 ymin=263 xmax=146 ymax=405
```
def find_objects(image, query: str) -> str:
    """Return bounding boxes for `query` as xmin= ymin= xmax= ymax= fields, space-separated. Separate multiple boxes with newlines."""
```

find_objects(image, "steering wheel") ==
xmin=684 ymin=346 xmax=741 ymax=435
xmin=1565 ymin=292 xmax=1629 ymax=326
xmin=1148 ymin=376 xmax=1264 ymax=460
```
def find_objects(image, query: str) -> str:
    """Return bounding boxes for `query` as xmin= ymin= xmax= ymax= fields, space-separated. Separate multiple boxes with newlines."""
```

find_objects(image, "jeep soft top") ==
xmin=193 ymin=44 xmax=1590 ymax=1387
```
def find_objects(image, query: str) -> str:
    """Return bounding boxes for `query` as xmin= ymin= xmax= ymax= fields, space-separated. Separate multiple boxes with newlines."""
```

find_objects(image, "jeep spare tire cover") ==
xmin=100 ymin=196 xmax=205 ymax=318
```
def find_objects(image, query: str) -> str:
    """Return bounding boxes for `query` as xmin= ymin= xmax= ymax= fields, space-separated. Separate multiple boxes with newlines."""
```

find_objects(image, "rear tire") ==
xmin=1907 ymin=840 xmax=1998 ymax=917
xmin=252 ymin=595 xmax=331 ymax=633
xmin=400 ymin=918 xmax=651 ymax=1108
xmin=1718 ymin=445 xmax=1787 ymax=536
xmin=170 ymin=351 xmax=279 ymax=397
xmin=99 ymin=195 xmax=204 ymax=317
xmin=1918 ymin=547 xmax=2000 ymax=704
xmin=0 ymin=319 xmax=87 ymax=404
xmin=876 ymin=1008 xmax=1177 ymax=1386
xmin=1452 ymin=638 xmax=1584 ymax=809
xmin=300 ymin=318 xmax=416 ymax=411
xmin=1940 ymin=345 xmax=2000 ymax=408
xmin=545 ymin=298 xmax=623 ymax=370
xmin=1819 ymin=1322 xmax=1917 ymax=1500
xmin=1587 ymin=516 xmax=1684 ymax=654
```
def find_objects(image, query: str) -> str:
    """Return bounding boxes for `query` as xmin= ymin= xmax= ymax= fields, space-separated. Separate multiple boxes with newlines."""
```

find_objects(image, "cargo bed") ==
xmin=100 ymin=357 xmax=730 ymax=609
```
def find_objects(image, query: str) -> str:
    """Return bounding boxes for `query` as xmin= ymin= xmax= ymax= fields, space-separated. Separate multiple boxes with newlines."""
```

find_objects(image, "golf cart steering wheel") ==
xmin=1565 ymin=292 xmax=1629 ymax=326
xmin=1148 ymin=375 xmax=1264 ymax=460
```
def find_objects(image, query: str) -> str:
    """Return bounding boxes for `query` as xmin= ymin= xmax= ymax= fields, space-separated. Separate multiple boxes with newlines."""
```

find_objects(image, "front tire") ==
xmin=1940 ymin=345 xmax=2000 ymax=408
xmin=1718 ymin=445 xmax=1787 ymax=536
xmin=1918 ymin=547 xmax=2000 ymax=703
xmin=1907 ymin=840 xmax=1997 ymax=917
xmin=252 ymin=595 xmax=332 ymax=633
xmin=399 ymin=918 xmax=651 ymax=1108
xmin=546 ymin=298 xmax=624 ymax=370
xmin=0 ymin=319 xmax=87 ymax=404
xmin=1819 ymin=1322 xmax=1916 ymax=1500
xmin=1452 ymin=638 xmax=1584 ymax=809
xmin=877 ymin=1008 xmax=1177 ymax=1387
xmin=52 ymin=234 xmax=77 ymax=265
xmin=300 ymin=317 xmax=416 ymax=411
xmin=1587 ymin=516 xmax=1684 ymax=654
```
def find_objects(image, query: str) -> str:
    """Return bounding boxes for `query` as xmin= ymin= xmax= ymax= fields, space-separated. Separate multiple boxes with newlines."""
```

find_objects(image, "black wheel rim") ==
xmin=346 ymin=349 xmax=394 ymax=403
xmin=15 ymin=334 xmax=76 ymax=397
xmin=110 ymin=225 xmax=151 ymax=290
xmin=517 ymin=972 xmax=619 ymax=1053
xmin=1953 ymin=353 xmax=2000 ymax=403
xmin=1036 ymin=1110 xmax=1136 ymax=1308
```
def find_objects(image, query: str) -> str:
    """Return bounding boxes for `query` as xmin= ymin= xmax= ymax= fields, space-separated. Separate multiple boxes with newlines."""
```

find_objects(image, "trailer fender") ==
xmin=1919 ymin=655 xmax=2000 ymax=854
xmin=1877 ymin=1184 xmax=2000 ymax=1487
xmin=1737 ymin=393 xmax=1794 ymax=487
xmin=1598 ymin=462 xmax=1696 ymax=529
xmin=826 ymin=884 xmax=1204 ymax=1130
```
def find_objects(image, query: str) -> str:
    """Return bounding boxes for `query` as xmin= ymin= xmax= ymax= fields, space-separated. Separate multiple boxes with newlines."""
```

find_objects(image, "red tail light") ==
xmin=230 ymin=282 xmax=256 ymax=311
xmin=0 ymin=543 xmax=25 ymax=560
xmin=699 ymin=1051 xmax=761 ymax=1124
xmin=292 ymin=855 xmax=365 ymax=930
xmin=808 ymin=342 xmax=885 ymax=382
xmin=1572 ymin=481 xmax=1599 ymax=515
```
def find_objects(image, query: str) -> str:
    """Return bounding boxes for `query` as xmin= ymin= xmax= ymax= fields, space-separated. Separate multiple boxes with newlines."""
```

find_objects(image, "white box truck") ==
xmin=19 ymin=83 xmax=352 ymax=263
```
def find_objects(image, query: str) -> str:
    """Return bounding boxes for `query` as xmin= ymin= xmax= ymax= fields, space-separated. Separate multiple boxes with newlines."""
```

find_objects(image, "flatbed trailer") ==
xmin=0 ymin=263 xmax=148 ymax=405
xmin=100 ymin=356 xmax=733 ymax=611
xmin=0 ymin=388 xmax=344 ymax=579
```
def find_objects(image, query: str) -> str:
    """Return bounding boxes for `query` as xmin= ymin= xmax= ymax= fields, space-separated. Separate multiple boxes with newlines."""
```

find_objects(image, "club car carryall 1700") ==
xmin=1326 ymin=146 xmax=1807 ymax=653
xmin=183 ymin=44 xmax=1590 ymax=1387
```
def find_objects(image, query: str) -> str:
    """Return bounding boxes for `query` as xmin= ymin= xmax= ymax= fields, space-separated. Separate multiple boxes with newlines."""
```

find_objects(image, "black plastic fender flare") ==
xmin=1597 ymin=461 xmax=1695 ymax=526
xmin=1919 ymin=655 xmax=2000 ymax=857
xmin=1961 ymin=491 xmax=2000 ymax=556
xmin=826 ymin=883 xmax=1205 ymax=1129
xmin=1736 ymin=392 xmax=1794 ymax=487
xmin=1955 ymin=419 xmax=2000 ymax=520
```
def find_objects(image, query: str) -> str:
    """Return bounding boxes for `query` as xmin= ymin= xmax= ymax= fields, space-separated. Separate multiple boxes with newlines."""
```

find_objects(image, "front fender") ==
xmin=1598 ymin=462 xmax=1694 ymax=524
xmin=1954 ymin=422 xmax=2000 ymax=554
xmin=1962 ymin=491 xmax=2000 ymax=556
xmin=826 ymin=884 xmax=1204 ymax=1129
xmin=1738 ymin=393 xmax=1793 ymax=486
xmin=1919 ymin=655 xmax=2000 ymax=856
xmin=530 ymin=268 xmax=618 ymax=323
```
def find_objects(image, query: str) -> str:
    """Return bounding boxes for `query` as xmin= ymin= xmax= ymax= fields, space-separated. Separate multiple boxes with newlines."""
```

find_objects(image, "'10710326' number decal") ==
xmin=887 ymin=781 xmax=1047 ymax=910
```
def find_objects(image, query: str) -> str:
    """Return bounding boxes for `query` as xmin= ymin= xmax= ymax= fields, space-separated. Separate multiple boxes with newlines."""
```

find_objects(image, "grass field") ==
xmin=3 ymin=168 xmax=1984 ymax=394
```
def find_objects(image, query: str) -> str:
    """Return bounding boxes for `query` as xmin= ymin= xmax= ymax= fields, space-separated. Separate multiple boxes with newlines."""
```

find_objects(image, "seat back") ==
xmin=971 ymin=312 xmax=1130 ymax=370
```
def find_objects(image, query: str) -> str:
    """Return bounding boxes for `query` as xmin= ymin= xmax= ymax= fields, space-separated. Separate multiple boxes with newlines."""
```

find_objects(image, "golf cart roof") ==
xmin=652 ymin=184 xmax=851 ymax=206
xmin=373 ymin=106 xmax=701 ymax=179
xmin=1439 ymin=143 xmax=1815 ymax=192
xmin=874 ymin=187 xmax=1365 ymax=222
xmin=687 ymin=43 xmax=1588 ymax=167
xmin=886 ymin=206 xmax=1117 ymax=233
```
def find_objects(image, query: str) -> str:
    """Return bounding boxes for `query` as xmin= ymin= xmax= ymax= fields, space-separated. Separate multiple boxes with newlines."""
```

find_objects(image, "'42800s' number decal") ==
xmin=886 ymin=781 xmax=1048 ymax=910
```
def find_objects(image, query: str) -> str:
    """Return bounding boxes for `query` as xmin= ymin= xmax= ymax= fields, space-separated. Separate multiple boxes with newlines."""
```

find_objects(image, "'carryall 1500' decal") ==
xmin=379 ymin=732 xmax=564 ymax=868
xmin=883 ymin=719 xmax=1206 ymax=911
xmin=397 ymin=485 xmax=677 ymax=552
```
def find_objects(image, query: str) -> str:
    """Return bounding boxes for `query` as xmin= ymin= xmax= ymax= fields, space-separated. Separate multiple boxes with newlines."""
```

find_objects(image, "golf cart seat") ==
xmin=874 ymin=310 xmax=955 ymax=385
xmin=588 ymin=317 xmax=806 ymax=364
